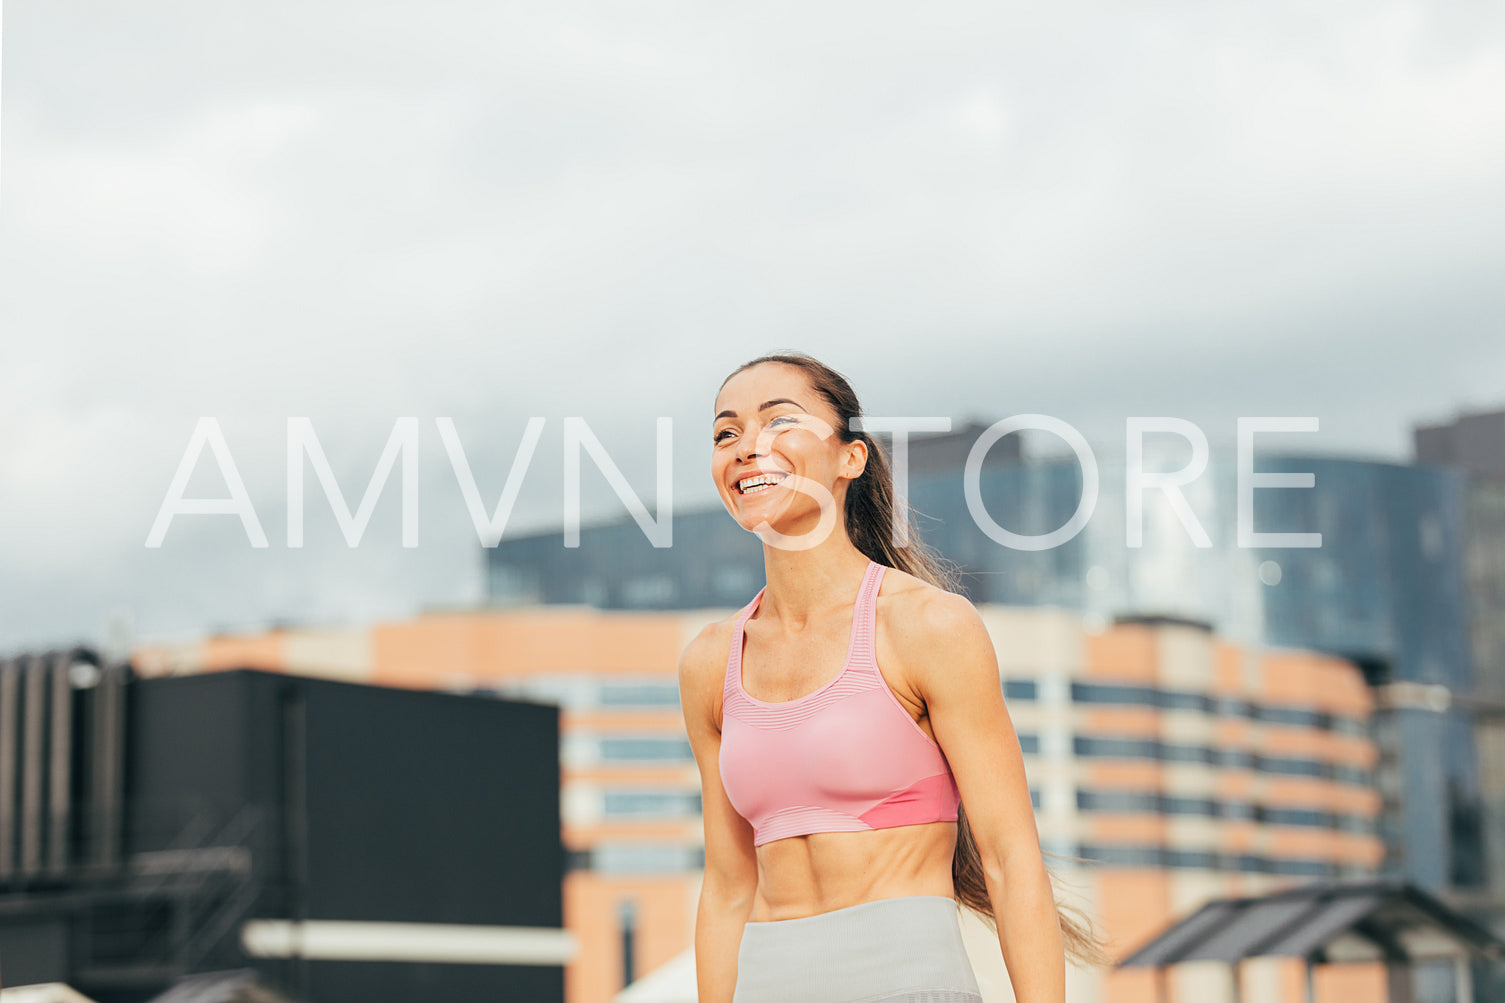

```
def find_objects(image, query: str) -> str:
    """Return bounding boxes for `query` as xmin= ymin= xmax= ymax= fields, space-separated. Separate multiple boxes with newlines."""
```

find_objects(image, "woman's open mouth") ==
xmin=737 ymin=473 xmax=788 ymax=495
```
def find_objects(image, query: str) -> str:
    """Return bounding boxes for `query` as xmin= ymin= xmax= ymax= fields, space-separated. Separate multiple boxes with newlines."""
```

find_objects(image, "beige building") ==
xmin=136 ymin=600 xmax=1386 ymax=1003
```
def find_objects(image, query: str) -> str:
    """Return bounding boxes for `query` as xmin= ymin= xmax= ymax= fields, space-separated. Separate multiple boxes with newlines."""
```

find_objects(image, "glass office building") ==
xmin=1415 ymin=407 xmax=1505 ymax=1001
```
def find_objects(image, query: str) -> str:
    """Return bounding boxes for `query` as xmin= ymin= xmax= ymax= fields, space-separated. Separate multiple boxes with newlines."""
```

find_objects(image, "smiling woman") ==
xmin=682 ymin=352 xmax=1106 ymax=1003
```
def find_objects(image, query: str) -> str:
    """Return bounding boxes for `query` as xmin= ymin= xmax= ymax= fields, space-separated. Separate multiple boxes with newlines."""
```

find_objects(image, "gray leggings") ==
xmin=732 ymin=895 xmax=984 ymax=1003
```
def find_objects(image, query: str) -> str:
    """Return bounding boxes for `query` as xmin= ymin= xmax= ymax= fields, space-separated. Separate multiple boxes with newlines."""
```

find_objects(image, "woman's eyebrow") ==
xmin=714 ymin=398 xmax=807 ymax=422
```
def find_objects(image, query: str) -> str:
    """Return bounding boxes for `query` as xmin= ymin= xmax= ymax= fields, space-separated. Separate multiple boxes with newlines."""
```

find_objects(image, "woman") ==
xmin=678 ymin=352 xmax=1104 ymax=1003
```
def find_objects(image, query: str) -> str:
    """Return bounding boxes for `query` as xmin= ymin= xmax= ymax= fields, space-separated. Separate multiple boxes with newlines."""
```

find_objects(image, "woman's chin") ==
xmin=736 ymin=505 xmax=788 ymax=535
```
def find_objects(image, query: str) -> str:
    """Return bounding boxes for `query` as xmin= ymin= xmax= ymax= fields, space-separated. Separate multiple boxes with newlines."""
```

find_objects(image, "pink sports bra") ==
xmin=718 ymin=560 xmax=961 ymax=846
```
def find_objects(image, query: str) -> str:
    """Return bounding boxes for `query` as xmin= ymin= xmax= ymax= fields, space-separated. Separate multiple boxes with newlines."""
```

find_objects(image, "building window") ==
xmin=1160 ymin=743 xmax=1214 ymax=765
xmin=1164 ymin=850 xmax=1219 ymax=869
xmin=1331 ymin=716 xmax=1368 ymax=737
xmin=1077 ymin=844 xmax=1163 ymax=867
xmin=1257 ymin=755 xmax=1327 ymax=778
xmin=1258 ymin=806 xmax=1330 ymax=828
xmin=1004 ymin=679 xmax=1038 ymax=701
xmin=1214 ymin=696 xmax=1252 ymax=717
xmin=600 ymin=681 xmax=682 ymax=707
xmin=1077 ymin=790 xmax=1160 ymax=813
xmin=1214 ymin=747 xmax=1255 ymax=769
xmin=1336 ymin=813 xmax=1378 ymax=834
xmin=592 ymin=843 xmax=703 ymax=875
xmin=1332 ymin=764 xmax=1372 ymax=787
xmin=599 ymin=737 xmax=693 ymax=762
xmin=1159 ymin=691 xmax=1210 ymax=713
xmin=713 ymin=565 xmax=758 ymax=599
xmin=622 ymin=575 xmax=676 ymax=607
xmin=1074 ymin=846 xmax=1346 ymax=876
xmin=603 ymin=791 xmax=702 ymax=818
xmin=1160 ymin=795 xmax=1219 ymax=817
xmin=1256 ymin=706 xmax=1323 ymax=728
xmin=1073 ymin=736 xmax=1159 ymax=760
xmin=1074 ymin=790 xmax=1360 ymax=827
xmin=1065 ymin=681 xmax=1369 ymax=741
xmin=1071 ymin=682 xmax=1159 ymax=708
xmin=1268 ymin=858 xmax=1335 ymax=878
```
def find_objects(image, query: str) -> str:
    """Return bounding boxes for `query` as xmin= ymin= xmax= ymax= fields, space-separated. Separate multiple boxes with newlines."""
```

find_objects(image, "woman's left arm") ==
xmin=894 ymin=589 xmax=1066 ymax=1003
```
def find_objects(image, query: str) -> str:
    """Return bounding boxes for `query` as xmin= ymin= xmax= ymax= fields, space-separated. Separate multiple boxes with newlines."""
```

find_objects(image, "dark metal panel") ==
xmin=0 ymin=918 xmax=70 ymax=986
xmin=125 ymin=669 xmax=249 ymax=853
xmin=280 ymin=679 xmax=311 ymax=1002
xmin=0 ymin=658 xmax=18 ymax=881
xmin=1117 ymin=901 xmax=1239 ymax=967
xmin=1259 ymin=895 xmax=1383 ymax=958
xmin=91 ymin=659 xmax=112 ymax=869
xmin=298 ymin=676 xmax=563 ymax=927
xmin=20 ymin=655 xmax=47 ymax=877
xmin=1365 ymin=899 xmax=1505 ymax=962
xmin=48 ymin=652 xmax=73 ymax=875
xmin=1182 ymin=897 xmax=1332 ymax=962
xmin=95 ymin=661 xmax=125 ymax=872
xmin=1117 ymin=881 xmax=1505 ymax=972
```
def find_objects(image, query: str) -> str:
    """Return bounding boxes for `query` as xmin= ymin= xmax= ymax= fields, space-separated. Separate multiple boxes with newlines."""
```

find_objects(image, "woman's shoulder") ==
xmin=875 ymin=565 xmax=990 ymax=650
xmin=676 ymin=606 xmax=743 ymax=695
xmin=877 ymin=564 xmax=978 ymax=617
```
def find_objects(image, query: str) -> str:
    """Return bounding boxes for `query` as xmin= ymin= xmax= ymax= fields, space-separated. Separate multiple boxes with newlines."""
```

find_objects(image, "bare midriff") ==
xmin=745 ymin=820 xmax=959 ymax=922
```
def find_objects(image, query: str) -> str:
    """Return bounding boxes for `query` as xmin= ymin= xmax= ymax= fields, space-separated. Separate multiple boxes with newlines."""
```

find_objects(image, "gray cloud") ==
xmin=2 ymin=0 xmax=1502 ymax=651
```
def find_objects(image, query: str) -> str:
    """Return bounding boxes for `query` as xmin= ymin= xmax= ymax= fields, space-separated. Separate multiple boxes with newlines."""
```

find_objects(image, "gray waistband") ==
xmin=734 ymin=896 xmax=982 ymax=1003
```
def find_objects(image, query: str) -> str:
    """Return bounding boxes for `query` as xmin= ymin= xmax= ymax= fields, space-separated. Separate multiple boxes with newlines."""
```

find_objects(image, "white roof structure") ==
xmin=0 ymin=986 xmax=99 ymax=1003
xmin=612 ymin=947 xmax=698 ymax=1003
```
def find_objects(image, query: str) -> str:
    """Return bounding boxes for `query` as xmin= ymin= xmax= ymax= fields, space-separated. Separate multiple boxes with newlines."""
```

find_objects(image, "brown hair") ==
xmin=720 ymin=350 xmax=1108 ymax=967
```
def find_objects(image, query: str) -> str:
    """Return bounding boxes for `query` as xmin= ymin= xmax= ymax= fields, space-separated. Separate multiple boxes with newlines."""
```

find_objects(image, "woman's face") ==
xmin=711 ymin=363 xmax=865 ymax=540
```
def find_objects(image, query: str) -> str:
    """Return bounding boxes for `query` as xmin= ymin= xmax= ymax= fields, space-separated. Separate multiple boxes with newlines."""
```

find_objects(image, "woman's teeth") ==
xmin=739 ymin=474 xmax=787 ymax=494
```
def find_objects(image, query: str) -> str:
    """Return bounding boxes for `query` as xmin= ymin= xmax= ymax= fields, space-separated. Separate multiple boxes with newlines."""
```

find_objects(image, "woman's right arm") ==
xmin=679 ymin=623 xmax=759 ymax=1003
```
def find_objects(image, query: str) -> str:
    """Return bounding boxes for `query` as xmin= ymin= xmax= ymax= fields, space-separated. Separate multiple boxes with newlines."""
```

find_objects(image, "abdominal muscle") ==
xmin=745 ymin=819 xmax=959 ymax=922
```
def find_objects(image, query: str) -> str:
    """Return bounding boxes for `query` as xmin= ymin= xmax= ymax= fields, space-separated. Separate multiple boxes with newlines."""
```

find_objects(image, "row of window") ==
xmin=566 ymin=844 xmax=705 ymax=875
xmin=565 ymin=842 xmax=1360 ymax=877
xmin=1065 ymin=682 xmax=1368 ymax=736
xmin=603 ymin=791 xmax=704 ymax=818
xmin=1075 ymin=789 xmax=1376 ymax=832
xmin=490 ymin=677 xmax=1371 ymax=733
xmin=1076 ymin=844 xmax=1352 ymax=877
xmin=1072 ymin=737 xmax=1372 ymax=785
xmin=596 ymin=789 xmax=1040 ymax=819
xmin=490 ymin=678 xmax=686 ymax=709
xmin=587 ymin=736 xmax=1371 ymax=788
xmin=598 ymin=737 xmax=694 ymax=761
xmin=593 ymin=784 xmax=1370 ymax=831
xmin=600 ymin=681 xmax=683 ymax=707
xmin=591 ymin=781 xmax=1371 ymax=832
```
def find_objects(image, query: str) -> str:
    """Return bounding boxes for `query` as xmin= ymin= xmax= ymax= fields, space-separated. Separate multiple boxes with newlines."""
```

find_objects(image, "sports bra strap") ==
xmin=849 ymin=560 xmax=886 ymax=666
xmin=724 ymin=560 xmax=888 ymax=697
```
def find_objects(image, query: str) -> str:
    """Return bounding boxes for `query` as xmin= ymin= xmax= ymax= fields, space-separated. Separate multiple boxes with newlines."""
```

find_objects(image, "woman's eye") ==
xmin=716 ymin=415 xmax=797 ymax=443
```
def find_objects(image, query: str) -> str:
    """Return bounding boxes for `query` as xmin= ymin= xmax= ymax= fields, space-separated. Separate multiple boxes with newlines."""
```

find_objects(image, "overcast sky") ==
xmin=2 ymin=0 xmax=1503 ymax=654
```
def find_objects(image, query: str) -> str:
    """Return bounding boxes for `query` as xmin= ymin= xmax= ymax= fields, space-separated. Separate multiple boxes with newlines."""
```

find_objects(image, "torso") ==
xmin=714 ymin=567 xmax=959 ymax=923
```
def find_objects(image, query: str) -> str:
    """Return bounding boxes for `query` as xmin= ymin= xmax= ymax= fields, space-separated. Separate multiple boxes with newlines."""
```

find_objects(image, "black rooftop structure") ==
xmin=0 ymin=656 xmax=566 ymax=1003
xmin=1118 ymin=877 xmax=1505 ymax=1003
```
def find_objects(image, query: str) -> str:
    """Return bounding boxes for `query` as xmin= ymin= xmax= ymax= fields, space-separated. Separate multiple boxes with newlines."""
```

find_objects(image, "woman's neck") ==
xmin=757 ymin=539 xmax=872 ymax=629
